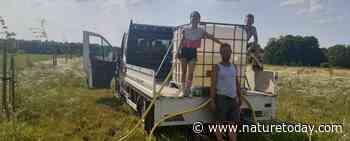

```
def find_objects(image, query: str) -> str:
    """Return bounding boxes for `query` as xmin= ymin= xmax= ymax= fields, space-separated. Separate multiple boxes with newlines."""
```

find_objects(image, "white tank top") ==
xmin=216 ymin=64 xmax=237 ymax=98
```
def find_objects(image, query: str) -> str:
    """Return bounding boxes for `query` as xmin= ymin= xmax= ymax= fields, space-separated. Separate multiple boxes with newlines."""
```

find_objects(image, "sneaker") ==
xmin=190 ymin=87 xmax=198 ymax=97
xmin=177 ymin=89 xmax=184 ymax=97
xmin=184 ymin=88 xmax=192 ymax=97
xmin=177 ymin=83 xmax=187 ymax=97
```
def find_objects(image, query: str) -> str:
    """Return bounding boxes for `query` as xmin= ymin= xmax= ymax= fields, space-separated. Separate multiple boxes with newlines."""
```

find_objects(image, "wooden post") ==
xmin=9 ymin=54 xmax=15 ymax=112
xmin=65 ymin=44 xmax=68 ymax=63
xmin=1 ymin=40 xmax=4 ymax=112
xmin=2 ymin=39 xmax=9 ymax=120
xmin=69 ymin=44 xmax=72 ymax=59
xmin=8 ymin=55 xmax=12 ymax=111
xmin=49 ymin=41 xmax=57 ymax=66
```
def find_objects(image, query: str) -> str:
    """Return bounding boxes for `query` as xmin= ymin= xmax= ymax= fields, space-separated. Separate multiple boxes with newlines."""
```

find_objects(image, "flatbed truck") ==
xmin=115 ymin=21 xmax=279 ymax=138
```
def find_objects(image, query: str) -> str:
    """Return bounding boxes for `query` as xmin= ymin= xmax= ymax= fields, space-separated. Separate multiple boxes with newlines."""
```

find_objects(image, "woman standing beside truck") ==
xmin=177 ymin=11 xmax=226 ymax=96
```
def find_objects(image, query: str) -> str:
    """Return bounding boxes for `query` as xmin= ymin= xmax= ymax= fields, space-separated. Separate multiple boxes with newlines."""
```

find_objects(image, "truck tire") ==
xmin=137 ymin=97 xmax=146 ymax=117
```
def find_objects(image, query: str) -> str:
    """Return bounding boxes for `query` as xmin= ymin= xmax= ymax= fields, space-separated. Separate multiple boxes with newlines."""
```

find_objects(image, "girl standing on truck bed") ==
xmin=177 ymin=11 xmax=226 ymax=96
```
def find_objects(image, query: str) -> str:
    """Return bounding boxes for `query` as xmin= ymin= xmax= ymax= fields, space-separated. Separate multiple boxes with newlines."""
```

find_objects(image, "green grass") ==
xmin=0 ymin=53 xmax=51 ymax=72
xmin=0 ymin=57 xmax=349 ymax=141
xmin=0 ymin=57 xmax=146 ymax=141
xmin=266 ymin=65 xmax=350 ymax=141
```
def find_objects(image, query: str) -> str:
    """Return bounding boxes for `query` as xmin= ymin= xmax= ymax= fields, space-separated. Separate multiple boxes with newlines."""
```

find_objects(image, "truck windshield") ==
xmin=137 ymin=39 xmax=171 ymax=49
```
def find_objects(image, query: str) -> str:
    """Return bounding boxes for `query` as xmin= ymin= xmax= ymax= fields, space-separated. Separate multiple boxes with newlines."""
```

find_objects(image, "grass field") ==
xmin=267 ymin=65 xmax=350 ymax=141
xmin=0 ymin=57 xmax=146 ymax=141
xmin=0 ymin=53 xmax=51 ymax=72
xmin=0 ymin=55 xmax=349 ymax=141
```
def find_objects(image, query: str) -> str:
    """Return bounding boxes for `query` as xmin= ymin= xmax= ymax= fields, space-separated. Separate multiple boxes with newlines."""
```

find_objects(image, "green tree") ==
xmin=327 ymin=45 xmax=350 ymax=68
xmin=264 ymin=35 xmax=326 ymax=66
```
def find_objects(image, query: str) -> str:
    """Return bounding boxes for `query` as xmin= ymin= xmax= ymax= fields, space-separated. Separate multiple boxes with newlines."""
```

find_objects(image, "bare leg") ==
xmin=187 ymin=62 xmax=196 ymax=88
xmin=180 ymin=59 xmax=187 ymax=91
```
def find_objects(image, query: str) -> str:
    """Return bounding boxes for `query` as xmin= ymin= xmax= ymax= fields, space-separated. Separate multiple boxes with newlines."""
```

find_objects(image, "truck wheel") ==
xmin=137 ymin=97 xmax=146 ymax=117
xmin=144 ymin=101 xmax=154 ymax=133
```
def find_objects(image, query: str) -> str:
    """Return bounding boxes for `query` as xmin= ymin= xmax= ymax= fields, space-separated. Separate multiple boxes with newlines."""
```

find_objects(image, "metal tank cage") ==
xmin=172 ymin=22 xmax=248 ymax=91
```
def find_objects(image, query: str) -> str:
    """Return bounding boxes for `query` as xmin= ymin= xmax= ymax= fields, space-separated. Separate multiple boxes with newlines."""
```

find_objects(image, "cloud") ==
xmin=126 ymin=0 xmax=152 ymax=7
xmin=315 ymin=15 xmax=344 ymax=24
xmin=309 ymin=0 xmax=323 ymax=12
xmin=216 ymin=0 xmax=240 ymax=2
xmin=296 ymin=9 xmax=308 ymax=15
xmin=304 ymin=0 xmax=324 ymax=14
xmin=280 ymin=0 xmax=305 ymax=6
xmin=31 ymin=0 xmax=52 ymax=7
xmin=281 ymin=0 xmax=345 ymax=24
xmin=94 ymin=0 xmax=152 ymax=8
xmin=75 ymin=0 xmax=95 ymax=2
xmin=281 ymin=0 xmax=326 ymax=15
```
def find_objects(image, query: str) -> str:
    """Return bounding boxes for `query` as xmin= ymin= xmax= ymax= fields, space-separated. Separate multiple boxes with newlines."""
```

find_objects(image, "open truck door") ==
xmin=83 ymin=31 xmax=119 ymax=88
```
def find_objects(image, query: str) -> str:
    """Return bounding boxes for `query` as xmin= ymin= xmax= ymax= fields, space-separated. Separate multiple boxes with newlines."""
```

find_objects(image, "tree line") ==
xmin=0 ymin=39 xmax=120 ymax=57
xmin=264 ymin=35 xmax=350 ymax=68
xmin=1 ymin=36 xmax=349 ymax=68
xmin=0 ymin=39 xmax=83 ymax=55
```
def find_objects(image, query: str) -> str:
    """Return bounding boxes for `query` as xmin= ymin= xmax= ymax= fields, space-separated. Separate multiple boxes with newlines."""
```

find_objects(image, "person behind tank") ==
xmin=245 ymin=13 xmax=264 ymax=71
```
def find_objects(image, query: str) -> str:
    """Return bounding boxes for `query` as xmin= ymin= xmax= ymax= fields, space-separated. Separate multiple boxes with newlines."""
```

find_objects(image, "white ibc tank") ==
xmin=172 ymin=22 xmax=248 ymax=88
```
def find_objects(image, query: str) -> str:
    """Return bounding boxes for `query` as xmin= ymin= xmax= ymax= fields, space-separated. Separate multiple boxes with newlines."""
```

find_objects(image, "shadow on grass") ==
xmin=95 ymin=96 xmax=124 ymax=110
xmin=238 ymin=132 xmax=309 ymax=141
xmin=153 ymin=124 xmax=310 ymax=141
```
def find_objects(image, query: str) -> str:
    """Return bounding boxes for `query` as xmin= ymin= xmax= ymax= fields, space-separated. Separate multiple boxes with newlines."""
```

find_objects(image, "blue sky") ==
xmin=0 ymin=0 xmax=349 ymax=47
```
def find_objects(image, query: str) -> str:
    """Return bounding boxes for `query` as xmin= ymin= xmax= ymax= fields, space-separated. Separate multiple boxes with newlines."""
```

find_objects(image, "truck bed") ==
xmin=125 ymin=65 xmax=180 ymax=98
xmin=125 ymin=64 xmax=277 ymax=98
xmin=156 ymin=84 xmax=180 ymax=97
xmin=124 ymin=64 xmax=278 ymax=126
